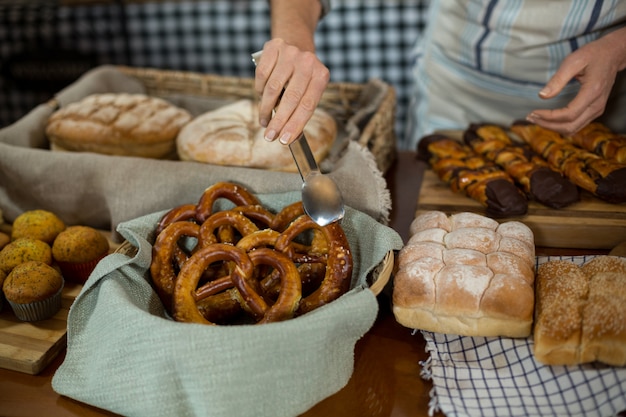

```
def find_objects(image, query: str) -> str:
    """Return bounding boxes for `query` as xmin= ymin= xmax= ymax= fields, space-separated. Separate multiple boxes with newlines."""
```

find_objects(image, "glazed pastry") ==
xmin=418 ymin=134 xmax=528 ymax=218
xmin=566 ymin=122 xmax=626 ymax=164
xmin=464 ymin=123 xmax=578 ymax=208
xmin=511 ymin=121 xmax=626 ymax=204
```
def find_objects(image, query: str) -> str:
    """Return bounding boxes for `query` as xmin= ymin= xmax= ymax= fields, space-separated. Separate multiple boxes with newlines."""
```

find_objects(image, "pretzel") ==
xmin=275 ymin=215 xmax=352 ymax=314
xmin=155 ymin=203 xmax=198 ymax=235
xmin=198 ymin=210 xmax=260 ymax=247
xmin=196 ymin=181 xmax=260 ymax=223
xmin=150 ymin=221 xmax=201 ymax=310
xmin=173 ymin=244 xmax=301 ymax=324
xmin=150 ymin=181 xmax=354 ymax=325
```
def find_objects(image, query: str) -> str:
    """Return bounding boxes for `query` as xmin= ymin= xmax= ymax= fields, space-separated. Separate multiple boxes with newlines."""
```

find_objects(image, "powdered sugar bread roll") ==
xmin=393 ymin=210 xmax=535 ymax=338
xmin=176 ymin=99 xmax=336 ymax=172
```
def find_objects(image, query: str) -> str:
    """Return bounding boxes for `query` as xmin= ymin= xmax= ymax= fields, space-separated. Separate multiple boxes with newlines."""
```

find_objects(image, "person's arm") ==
xmin=255 ymin=0 xmax=330 ymax=145
xmin=527 ymin=26 xmax=626 ymax=135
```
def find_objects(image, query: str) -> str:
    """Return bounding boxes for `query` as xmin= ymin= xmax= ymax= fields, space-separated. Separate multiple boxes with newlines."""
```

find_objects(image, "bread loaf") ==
xmin=46 ymin=93 xmax=192 ymax=159
xmin=393 ymin=210 xmax=535 ymax=338
xmin=176 ymin=99 xmax=337 ymax=172
xmin=533 ymin=256 xmax=626 ymax=366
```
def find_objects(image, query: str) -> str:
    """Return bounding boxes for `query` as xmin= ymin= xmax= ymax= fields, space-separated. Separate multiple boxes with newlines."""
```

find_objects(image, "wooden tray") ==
xmin=0 ymin=281 xmax=81 ymax=375
xmin=417 ymin=170 xmax=626 ymax=249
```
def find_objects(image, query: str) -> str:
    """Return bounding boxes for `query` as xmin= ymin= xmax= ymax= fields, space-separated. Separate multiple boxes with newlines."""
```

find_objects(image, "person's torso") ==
xmin=425 ymin=0 xmax=626 ymax=84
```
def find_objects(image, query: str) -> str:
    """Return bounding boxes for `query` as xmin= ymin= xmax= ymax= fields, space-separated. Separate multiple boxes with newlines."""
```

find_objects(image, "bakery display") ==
xmin=176 ymin=99 xmax=337 ymax=172
xmin=393 ymin=210 xmax=535 ymax=338
xmin=464 ymin=123 xmax=579 ymax=208
xmin=417 ymin=133 xmax=528 ymax=218
xmin=11 ymin=209 xmax=66 ymax=244
xmin=150 ymin=181 xmax=353 ymax=325
xmin=3 ymin=260 xmax=64 ymax=321
xmin=52 ymin=225 xmax=110 ymax=283
xmin=533 ymin=256 xmax=626 ymax=366
xmin=45 ymin=93 xmax=192 ymax=159
xmin=511 ymin=121 xmax=626 ymax=204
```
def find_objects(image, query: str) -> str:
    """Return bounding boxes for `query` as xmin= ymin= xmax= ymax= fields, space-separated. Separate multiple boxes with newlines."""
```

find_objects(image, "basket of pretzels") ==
xmin=51 ymin=182 xmax=403 ymax=417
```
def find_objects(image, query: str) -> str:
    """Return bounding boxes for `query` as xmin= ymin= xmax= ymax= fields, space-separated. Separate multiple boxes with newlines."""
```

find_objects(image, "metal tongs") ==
xmin=251 ymin=51 xmax=344 ymax=226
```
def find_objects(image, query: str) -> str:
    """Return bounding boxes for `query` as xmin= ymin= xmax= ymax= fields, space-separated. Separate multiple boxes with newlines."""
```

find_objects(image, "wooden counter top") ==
xmin=0 ymin=151 xmax=618 ymax=417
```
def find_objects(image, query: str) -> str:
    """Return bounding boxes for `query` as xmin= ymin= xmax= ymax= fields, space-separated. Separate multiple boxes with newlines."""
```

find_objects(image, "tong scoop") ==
xmin=252 ymin=51 xmax=344 ymax=226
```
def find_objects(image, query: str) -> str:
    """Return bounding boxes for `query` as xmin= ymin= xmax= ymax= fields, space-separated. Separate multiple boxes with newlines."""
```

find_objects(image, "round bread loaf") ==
xmin=176 ymin=99 xmax=337 ymax=172
xmin=46 ymin=93 xmax=192 ymax=159
xmin=393 ymin=210 xmax=536 ymax=338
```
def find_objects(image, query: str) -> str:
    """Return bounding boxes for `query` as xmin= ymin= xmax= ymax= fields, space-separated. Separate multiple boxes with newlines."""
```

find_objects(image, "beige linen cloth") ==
xmin=0 ymin=65 xmax=393 ymax=237
xmin=51 ymin=196 xmax=403 ymax=417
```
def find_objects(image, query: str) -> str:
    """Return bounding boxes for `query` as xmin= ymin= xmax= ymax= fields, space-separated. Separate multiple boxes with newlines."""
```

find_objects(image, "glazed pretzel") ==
xmin=199 ymin=210 xmax=260 ymax=246
xmin=150 ymin=221 xmax=201 ymax=310
xmin=275 ymin=214 xmax=353 ymax=314
xmin=151 ymin=181 xmax=354 ymax=325
xmin=173 ymin=244 xmax=301 ymax=324
xmin=196 ymin=181 xmax=260 ymax=223
xmin=155 ymin=203 xmax=198 ymax=235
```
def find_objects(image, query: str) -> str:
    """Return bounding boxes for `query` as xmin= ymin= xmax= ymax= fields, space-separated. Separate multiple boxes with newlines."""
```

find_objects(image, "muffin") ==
xmin=3 ymin=261 xmax=64 ymax=321
xmin=11 ymin=209 xmax=66 ymax=244
xmin=52 ymin=226 xmax=110 ymax=283
xmin=0 ymin=238 xmax=53 ymax=274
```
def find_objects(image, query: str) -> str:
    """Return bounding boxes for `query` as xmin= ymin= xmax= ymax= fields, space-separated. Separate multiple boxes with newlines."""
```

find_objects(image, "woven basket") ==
xmin=116 ymin=66 xmax=397 ymax=173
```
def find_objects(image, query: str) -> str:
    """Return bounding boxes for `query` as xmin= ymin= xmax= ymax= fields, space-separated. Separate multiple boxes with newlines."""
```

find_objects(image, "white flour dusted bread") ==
xmin=393 ymin=210 xmax=535 ymax=338
xmin=176 ymin=99 xmax=337 ymax=172
xmin=534 ymin=256 xmax=626 ymax=366
xmin=46 ymin=93 xmax=192 ymax=159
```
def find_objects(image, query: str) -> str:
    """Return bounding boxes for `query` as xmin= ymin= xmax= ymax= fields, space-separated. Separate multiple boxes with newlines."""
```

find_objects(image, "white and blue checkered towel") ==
xmin=420 ymin=256 xmax=626 ymax=417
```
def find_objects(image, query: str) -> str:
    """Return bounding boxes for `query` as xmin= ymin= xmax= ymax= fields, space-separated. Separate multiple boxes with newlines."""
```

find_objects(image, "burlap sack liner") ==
xmin=0 ymin=66 xmax=393 ymax=240
xmin=49 ymin=192 xmax=404 ymax=417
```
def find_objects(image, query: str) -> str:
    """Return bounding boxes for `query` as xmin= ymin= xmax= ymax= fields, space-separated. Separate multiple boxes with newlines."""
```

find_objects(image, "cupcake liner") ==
xmin=8 ymin=281 xmax=64 ymax=321
xmin=57 ymin=252 xmax=107 ymax=284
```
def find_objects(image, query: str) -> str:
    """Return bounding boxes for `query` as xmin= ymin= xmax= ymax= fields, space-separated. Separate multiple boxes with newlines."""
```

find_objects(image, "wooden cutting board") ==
xmin=417 ymin=169 xmax=626 ymax=249
xmin=0 ymin=229 xmax=118 ymax=375
xmin=0 ymin=281 xmax=81 ymax=375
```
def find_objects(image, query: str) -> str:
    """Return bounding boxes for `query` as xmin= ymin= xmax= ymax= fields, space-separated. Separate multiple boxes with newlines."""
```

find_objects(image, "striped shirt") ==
xmin=406 ymin=0 xmax=626 ymax=147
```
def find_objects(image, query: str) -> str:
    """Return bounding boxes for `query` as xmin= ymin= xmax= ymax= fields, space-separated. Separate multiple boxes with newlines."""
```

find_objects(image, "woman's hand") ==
xmin=527 ymin=27 xmax=626 ymax=136
xmin=254 ymin=39 xmax=329 ymax=145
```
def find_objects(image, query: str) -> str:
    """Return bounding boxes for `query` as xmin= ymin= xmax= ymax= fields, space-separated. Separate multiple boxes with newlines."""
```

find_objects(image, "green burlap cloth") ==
xmin=51 ymin=192 xmax=403 ymax=417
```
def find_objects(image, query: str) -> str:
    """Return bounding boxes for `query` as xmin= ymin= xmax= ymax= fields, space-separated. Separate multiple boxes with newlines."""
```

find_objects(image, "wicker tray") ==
xmin=116 ymin=66 xmax=397 ymax=173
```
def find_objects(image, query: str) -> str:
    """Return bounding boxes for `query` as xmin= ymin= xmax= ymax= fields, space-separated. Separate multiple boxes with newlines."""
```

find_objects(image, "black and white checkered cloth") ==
xmin=0 ymin=0 xmax=428 ymax=149
xmin=420 ymin=255 xmax=626 ymax=417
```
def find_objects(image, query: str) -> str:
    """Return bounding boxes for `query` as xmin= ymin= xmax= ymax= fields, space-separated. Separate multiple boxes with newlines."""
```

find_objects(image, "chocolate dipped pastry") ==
xmin=418 ymin=134 xmax=528 ymax=218
xmin=464 ymin=123 xmax=579 ymax=209
xmin=511 ymin=121 xmax=626 ymax=204
xmin=566 ymin=122 xmax=626 ymax=164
